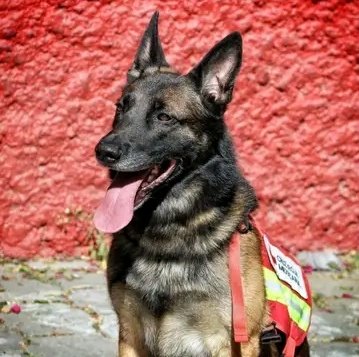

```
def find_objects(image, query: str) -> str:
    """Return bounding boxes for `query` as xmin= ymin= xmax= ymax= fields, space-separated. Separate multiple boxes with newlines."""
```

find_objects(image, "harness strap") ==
xmin=229 ymin=231 xmax=249 ymax=342
xmin=282 ymin=323 xmax=296 ymax=357
xmin=282 ymin=336 xmax=296 ymax=357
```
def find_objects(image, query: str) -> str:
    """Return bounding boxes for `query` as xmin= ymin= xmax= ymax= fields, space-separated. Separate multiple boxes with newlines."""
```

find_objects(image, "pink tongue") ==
xmin=93 ymin=171 xmax=147 ymax=233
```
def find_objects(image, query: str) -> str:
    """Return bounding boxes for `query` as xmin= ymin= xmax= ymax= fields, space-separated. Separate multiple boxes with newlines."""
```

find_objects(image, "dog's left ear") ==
xmin=188 ymin=32 xmax=242 ymax=108
xmin=128 ymin=12 xmax=169 ymax=82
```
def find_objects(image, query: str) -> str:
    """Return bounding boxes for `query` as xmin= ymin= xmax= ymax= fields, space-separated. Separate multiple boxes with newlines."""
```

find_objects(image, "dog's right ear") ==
xmin=128 ymin=12 xmax=169 ymax=82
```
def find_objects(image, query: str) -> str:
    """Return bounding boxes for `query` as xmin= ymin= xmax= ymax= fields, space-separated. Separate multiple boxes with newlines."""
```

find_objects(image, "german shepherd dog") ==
xmin=94 ymin=12 xmax=310 ymax=357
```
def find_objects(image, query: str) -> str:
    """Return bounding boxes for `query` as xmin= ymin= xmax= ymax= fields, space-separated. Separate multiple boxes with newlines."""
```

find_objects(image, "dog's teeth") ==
xmin=152 ymin=167 xmax=159 ymax=175
xmin=139 ymin=182 xmax=149 ymax=191
xmin=148 ymin=174 xmax=155 ymax=181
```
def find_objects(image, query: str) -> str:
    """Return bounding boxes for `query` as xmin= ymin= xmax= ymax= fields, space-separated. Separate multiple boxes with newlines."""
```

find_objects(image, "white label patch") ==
xmin=264 ymin=235 xmax=308 ymax=299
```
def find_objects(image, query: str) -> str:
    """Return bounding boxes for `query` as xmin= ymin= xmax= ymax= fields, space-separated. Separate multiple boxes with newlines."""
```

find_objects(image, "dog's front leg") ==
xmin=110 ymin=283 xmax=149 ymax=357
xmin=239 ymin=337 xmax=261 ymax=357
xmin=117 ymin=315 xmax=150 ymax=357
xmin=118 ymin=322 xmax=148 ymax=357
xmin=118 ymin=342 xmax=144 ymax=357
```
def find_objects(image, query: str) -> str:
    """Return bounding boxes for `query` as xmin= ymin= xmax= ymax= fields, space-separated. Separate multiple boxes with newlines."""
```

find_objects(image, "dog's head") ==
xmin=94 ymin=12 xmax=243 ymax=233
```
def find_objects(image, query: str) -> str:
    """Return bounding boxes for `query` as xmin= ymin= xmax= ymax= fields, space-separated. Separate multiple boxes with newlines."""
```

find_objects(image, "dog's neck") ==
xmin=122 ymin=132 xmax=257 ymax=258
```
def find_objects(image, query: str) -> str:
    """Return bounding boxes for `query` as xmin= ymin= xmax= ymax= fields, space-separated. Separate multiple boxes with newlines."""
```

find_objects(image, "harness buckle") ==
xmin=260 ymin=323 xmax=282 ymax=344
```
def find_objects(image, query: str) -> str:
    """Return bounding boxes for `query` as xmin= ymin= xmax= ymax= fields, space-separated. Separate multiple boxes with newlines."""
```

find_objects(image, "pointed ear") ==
xmin=188 ymin=32 xmax=242 ymax=108
xmin=128 ymin=12 xmax=169 ymax=82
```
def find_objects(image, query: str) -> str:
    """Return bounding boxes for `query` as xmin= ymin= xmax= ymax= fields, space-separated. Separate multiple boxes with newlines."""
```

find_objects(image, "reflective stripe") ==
xmin=264 ymin=267 xmax=311 ymax=331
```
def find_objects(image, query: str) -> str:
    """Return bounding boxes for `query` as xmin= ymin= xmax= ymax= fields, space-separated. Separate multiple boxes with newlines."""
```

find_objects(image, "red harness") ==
xmin=229 ymin=222 xmax=312 ymax=357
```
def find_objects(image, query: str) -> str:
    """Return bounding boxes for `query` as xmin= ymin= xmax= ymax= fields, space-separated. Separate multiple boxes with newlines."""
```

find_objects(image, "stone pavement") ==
xmin=0 ymin=259 xmax=358 ymax=357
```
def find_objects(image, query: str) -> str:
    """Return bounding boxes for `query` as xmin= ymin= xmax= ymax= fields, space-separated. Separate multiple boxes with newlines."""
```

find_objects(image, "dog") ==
xmin=94 ymin=12 xmax=310 ymax=357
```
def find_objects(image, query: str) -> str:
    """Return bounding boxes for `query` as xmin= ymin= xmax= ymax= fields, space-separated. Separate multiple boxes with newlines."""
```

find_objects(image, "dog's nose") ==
xmin=95 ymin=142 xmax=122 ymax=165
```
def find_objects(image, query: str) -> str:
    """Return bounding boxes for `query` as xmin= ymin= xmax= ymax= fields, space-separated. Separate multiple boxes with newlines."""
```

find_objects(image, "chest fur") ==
xmin=126 ymin=254 xmax=229 ymax=310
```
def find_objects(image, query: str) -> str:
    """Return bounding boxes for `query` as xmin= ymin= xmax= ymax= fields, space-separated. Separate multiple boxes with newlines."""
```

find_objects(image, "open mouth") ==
xmin=94 ymin=160 xmax=176 ymax=233
xmin=134 ymin=160 xmax=176 ymax=209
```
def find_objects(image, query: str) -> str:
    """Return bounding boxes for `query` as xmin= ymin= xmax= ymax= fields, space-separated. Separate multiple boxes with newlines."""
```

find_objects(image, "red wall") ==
xmin=1 ymin=0 xmax=358 ymax=258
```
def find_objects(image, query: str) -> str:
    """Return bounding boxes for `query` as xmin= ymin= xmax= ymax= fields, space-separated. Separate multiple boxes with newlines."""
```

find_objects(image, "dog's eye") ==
xmin=115 ymin=101 xmax=123 ymax=114
xmin=116 ymin=95 xmax=132 ymax=113
xmin=115 ymin=103 xmax=122 ymax=113
xmin=157 ymin=113 xmax=172 ymax=122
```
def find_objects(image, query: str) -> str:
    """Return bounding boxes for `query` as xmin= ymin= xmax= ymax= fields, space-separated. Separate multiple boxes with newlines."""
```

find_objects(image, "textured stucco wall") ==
xmin=1 ymin=0 xmax=358 ymax=258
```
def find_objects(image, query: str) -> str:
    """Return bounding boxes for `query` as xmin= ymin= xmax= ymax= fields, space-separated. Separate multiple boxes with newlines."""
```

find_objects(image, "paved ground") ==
xmin=0 ymin=258 xmax=358 ymax=357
